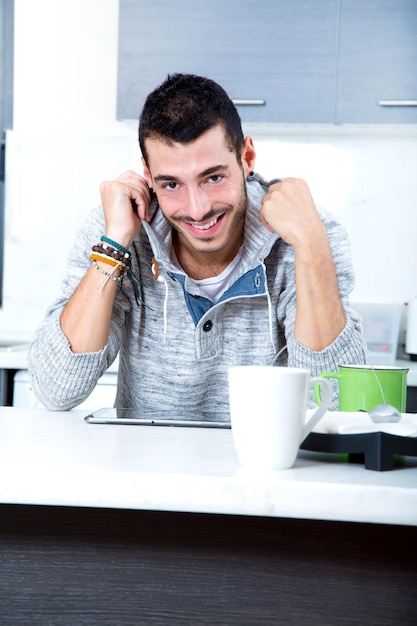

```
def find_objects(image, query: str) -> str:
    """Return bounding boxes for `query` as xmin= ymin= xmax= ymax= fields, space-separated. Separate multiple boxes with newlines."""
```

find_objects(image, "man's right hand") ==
xmin=99 ymin=170 xmax=152 ymax=249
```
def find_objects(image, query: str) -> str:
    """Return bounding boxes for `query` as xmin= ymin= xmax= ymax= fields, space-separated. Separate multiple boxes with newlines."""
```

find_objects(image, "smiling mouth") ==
xmin=184 ymin=213 xmax=225 ymax=235
xmin=191 ymin=215 xmax=222 ymax=231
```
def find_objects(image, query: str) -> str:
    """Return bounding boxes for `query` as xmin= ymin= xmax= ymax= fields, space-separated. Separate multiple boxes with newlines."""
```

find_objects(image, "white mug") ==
xmin=228 ymin=366 xmax=333 ymax=470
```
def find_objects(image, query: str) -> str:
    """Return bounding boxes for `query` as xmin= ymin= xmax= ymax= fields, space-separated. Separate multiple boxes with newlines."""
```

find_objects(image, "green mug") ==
xmin=314 ymin=364 xmax=409 ymax=412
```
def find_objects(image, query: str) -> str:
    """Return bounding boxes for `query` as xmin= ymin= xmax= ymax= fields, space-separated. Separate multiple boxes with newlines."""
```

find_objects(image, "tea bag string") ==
xmin=360 ymin=345 xmax=386 ymax=405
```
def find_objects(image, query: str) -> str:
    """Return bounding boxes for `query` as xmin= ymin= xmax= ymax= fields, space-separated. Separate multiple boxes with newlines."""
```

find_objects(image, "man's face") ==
xmin=142 ymin=126 xmax=255 ymax=258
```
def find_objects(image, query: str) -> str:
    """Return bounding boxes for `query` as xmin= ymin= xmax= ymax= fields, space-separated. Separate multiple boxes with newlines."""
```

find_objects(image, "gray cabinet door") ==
xmin=117 ymin=0 xmax=339 ymax=123
xmin=336 ymin=0 xmax=417 ymax=123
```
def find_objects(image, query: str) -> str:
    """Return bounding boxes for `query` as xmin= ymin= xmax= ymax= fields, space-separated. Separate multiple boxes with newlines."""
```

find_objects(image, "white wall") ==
xmin=1 ymin=0 xmax=416 ymax=340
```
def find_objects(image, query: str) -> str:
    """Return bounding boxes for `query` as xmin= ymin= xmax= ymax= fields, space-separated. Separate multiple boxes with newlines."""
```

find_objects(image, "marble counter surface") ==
xmin=0 ymin=407 xmax=416 ymax=526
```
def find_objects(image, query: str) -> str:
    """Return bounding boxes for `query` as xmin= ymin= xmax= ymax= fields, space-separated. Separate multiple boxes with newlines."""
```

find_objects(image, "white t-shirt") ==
xmin=172 ymin=247 xmax=243 ymax=303
xmin=194 ymin=247 xmax=243 ymax=303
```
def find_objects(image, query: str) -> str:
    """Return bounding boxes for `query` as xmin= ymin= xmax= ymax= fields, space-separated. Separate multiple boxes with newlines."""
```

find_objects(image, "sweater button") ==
xmin=203 ymin=320 xmax=213 ymax=332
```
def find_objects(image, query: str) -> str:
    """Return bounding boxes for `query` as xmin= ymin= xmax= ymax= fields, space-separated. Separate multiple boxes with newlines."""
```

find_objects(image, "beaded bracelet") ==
xmin=92 ymin=243 xmax=131 ymax=266
xmin=92 ymin=260 xmax=124 ymax=280
xmin=92 ymin=260 xmax=126 ymax=294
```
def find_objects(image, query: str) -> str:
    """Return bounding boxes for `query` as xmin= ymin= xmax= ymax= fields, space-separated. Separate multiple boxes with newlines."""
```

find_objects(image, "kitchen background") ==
xmin=1 ymin=0 xmax=417 ymax=347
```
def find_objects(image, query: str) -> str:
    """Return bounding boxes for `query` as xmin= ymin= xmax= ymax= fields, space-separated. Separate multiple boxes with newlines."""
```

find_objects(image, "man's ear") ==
xmin=141 ymin=157 xmax=153 ymax=189
xmin=241 ymin=136 xmax=256 ymax=177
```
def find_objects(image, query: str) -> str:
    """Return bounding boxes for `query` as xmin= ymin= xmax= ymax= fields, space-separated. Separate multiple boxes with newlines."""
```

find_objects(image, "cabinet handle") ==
xmin=231 ymin=99 xmax=265 ymax=106
xmin=379 ymin=100 xmax=417 ymax=107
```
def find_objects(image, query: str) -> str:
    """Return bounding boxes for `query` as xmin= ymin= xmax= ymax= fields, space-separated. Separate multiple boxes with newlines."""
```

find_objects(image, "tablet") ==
xmin=84 ymin=407 xmax=231 ymax=428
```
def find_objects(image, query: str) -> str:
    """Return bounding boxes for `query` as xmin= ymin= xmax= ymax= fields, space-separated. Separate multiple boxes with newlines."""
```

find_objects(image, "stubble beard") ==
xmin=168 ymin=176 xmax=248 ymax=256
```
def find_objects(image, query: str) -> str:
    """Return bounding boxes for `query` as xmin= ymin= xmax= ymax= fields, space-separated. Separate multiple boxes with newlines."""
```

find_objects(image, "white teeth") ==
xmin=193 ymin=217 xmax=218 ymax=230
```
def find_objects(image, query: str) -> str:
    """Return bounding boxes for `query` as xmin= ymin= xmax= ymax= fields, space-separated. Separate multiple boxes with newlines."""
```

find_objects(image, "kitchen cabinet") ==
xmin=336 ymin=0 xmax=417 ymax=123
xmin=2 ymin=506 xmax=416 ymax=625
xmin=117 ymin=0 xmax=340 ymax=123
xmin=118 ymin=0 xmax=417 ymax=125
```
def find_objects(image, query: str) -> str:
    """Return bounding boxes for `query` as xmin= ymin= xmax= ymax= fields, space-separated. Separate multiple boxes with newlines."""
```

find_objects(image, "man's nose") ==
xmin=185 ymin=186 xmax=211 ymax=220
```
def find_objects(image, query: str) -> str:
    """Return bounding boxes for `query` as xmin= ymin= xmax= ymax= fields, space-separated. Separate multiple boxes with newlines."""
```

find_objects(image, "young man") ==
xmin=28 ymin=73 xmax=366 ymax=416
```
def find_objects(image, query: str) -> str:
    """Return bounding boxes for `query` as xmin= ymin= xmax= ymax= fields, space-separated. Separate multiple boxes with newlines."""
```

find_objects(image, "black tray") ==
xmin=301 ymin=431 xmax=417 ymax=471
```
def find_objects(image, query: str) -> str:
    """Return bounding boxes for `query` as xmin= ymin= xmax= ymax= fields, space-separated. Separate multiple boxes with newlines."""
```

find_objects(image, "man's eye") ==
xmin=208 ymin=175 xmax=223 ymax=183
xmin=164 ymin=182 xmax=179 ymax=190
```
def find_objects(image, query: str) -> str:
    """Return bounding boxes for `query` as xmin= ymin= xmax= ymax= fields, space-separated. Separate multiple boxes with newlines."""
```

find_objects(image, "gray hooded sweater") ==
xmin=28 ymin=175 xmax=366 ymax=417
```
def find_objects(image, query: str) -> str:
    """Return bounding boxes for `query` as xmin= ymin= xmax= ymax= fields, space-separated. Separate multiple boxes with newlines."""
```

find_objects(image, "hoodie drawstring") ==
xmin=262 ymin=262 xmax=277 ymax=353
xmin=152 ymin=259 xmax=169 ymax=343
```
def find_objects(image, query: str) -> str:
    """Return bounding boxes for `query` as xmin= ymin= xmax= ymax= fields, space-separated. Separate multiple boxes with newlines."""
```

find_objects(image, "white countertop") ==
xmin=0 ymin=407 xmax=416 ymax=526
xmin=0 ymin=344 xmax=30 ymax=370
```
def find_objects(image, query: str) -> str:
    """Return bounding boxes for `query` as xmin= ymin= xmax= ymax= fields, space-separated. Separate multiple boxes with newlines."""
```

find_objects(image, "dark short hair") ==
xmin=139 ymin=73 xmax=244 ymax=163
